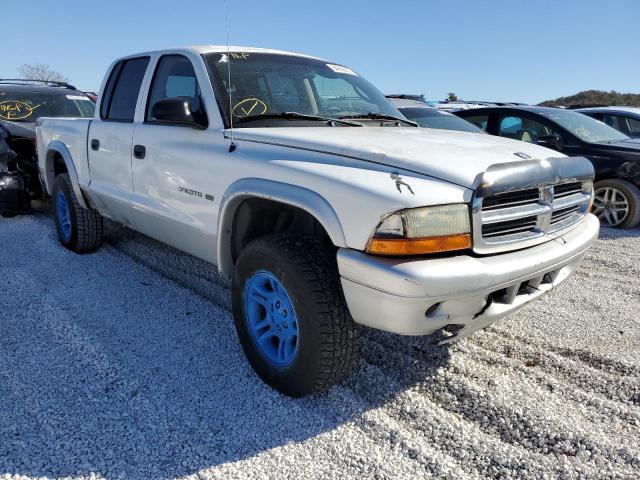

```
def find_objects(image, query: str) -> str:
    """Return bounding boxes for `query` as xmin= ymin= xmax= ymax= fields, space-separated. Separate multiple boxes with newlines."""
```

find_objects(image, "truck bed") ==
xmin=37 ymin=117 xmax=92 ymax=196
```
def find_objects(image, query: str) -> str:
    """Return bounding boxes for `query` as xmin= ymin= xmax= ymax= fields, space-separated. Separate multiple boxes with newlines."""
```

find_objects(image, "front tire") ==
xmin=52 ymin=173 xmax=104 ymax=252
xmin=592 ymin=179 xmax=640 ymax=229
xmin=232 ymin=235 xmax=360 ymax=397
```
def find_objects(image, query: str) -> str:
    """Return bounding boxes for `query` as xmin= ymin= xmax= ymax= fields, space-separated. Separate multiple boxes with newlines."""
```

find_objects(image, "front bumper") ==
xmin=338 ymin=213 xmax=600 ymax=342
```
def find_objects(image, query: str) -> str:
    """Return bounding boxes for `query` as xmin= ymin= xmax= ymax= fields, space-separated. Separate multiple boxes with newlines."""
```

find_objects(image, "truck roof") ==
xmin=120 ymin=45 xmax=326 ymax=62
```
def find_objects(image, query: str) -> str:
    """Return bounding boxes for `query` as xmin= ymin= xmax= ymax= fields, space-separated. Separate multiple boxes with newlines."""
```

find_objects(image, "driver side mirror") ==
xmin=537 ymin=134 xmax=562 ymax=150
xmin=149 ymin=97 xmax=207 ymax=129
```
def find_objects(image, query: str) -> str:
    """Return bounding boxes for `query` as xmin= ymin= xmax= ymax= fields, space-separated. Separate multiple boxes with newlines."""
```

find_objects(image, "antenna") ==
xmin=225 ymin=0 xmax=236 ymax=152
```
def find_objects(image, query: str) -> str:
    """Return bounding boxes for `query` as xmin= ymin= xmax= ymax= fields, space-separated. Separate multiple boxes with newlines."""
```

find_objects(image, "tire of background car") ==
xmin=232 ymin=234 xmax=361 ymax=397
xmin=52 ymin=173 xmax=104 ymax=252
xmin=592 ymin=179 xmax=640 ymax=229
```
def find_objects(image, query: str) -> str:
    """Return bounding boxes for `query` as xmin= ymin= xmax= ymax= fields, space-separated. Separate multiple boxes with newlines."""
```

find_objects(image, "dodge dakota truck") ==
xmin=37 ymin=46 xmax=599 ymax=397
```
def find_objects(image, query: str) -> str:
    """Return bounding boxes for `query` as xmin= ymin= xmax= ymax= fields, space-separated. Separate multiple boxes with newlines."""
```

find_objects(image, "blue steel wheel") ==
xmin=55 ymin=191 xmax=72 ymax=242
xmin=244 ymin=271 xmax=299 ymax=367
xmin=52 ymin=173 xmax=104 ymax=253
xmin=232 ymin=235 xmax=360 ymax=397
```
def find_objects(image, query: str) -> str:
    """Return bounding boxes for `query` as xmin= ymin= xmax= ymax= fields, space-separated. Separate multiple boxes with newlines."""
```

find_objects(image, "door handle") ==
xmin=133 ymin=144 xmax=146 ymax=159
xmin=90 ymin=139 xmax=100 ymax=151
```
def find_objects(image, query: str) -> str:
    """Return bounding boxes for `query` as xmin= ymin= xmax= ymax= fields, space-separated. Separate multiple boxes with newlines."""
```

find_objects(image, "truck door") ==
xmin=130 ymin=54 xmax=221 ymax=262
xmin=88 ymin=56 xmax=150 ymax=224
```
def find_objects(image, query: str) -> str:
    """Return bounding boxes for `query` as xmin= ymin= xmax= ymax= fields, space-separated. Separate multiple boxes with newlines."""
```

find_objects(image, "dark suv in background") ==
xmin=0 ymin=79 xmax=95 ymax=216
xmin=455 ymin=106 xmax=640 ymax=229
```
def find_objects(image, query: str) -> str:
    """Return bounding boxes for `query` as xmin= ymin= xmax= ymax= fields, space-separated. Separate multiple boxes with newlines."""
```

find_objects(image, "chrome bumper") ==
xmin=337 ymin=214 xmax=600 ymax=342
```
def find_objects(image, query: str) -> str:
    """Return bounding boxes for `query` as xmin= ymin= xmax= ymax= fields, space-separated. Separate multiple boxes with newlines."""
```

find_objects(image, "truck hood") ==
xmin=232 ymin=127 xmax=562 ymax=188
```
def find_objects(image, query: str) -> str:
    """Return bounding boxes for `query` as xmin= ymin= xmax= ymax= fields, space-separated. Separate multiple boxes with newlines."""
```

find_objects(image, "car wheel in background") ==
xmin=232 ymin=234 xmax=360 ymax=397
xmin=52 ymin=173 xmax=104 ymax=252
xmin=592 ymin=179 xmax=640 ymax=229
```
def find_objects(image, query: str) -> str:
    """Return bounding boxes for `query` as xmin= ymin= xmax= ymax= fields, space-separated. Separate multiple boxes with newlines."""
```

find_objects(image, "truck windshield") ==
xmin=0 ymin=90 xmax=95 ymax=122
xmin=204 ymin=52 xmax=402 ymax=127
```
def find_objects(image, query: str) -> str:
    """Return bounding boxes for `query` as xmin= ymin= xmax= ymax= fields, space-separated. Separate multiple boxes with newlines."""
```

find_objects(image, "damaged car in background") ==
xmin=0 ymin=79 xmax=94 ymax=217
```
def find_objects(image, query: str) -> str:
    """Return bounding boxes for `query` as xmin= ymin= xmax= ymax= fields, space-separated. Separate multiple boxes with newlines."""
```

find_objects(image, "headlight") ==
xmin=367 ymin=204 xmax=472 ymax=255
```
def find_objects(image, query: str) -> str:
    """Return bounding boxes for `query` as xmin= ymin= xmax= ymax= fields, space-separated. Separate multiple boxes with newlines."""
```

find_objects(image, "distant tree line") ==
xmin=538 ymin=90 xmax=640 ymax=108
xmin=17 ymin=63 xmax=70 ymax=83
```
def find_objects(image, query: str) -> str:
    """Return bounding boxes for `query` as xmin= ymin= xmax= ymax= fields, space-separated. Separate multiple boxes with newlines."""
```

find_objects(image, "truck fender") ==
xmin=44 ymin=141 xmax=88 ymax=209
xmin=217 ymin=178 xmax=347 ymax=279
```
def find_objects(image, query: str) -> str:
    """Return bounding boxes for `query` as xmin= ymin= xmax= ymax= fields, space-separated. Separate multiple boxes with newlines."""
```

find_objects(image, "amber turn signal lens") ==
xmin=367 ymin=234 xmax=472 ymax=256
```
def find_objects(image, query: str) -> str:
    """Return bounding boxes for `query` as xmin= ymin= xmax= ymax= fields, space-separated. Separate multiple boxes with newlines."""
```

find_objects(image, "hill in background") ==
xmin=538 ymin=90 xmax=640 ymax=108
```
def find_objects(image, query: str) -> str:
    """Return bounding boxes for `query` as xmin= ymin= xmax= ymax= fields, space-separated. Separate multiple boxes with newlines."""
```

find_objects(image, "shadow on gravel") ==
xmin=1 ymin=207 xmax=452 ymax=479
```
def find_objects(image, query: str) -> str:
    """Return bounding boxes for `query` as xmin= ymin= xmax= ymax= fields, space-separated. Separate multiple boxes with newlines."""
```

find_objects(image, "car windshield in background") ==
xmin=540 ymin=109 xmax=629 ymax=143
xmin=400 ymin=108 xmax=484 ymax=133
xmin=0 ymin=91 xmax=95 ymax=122
xmin=204 ymin=52 xmax=402 ymax=127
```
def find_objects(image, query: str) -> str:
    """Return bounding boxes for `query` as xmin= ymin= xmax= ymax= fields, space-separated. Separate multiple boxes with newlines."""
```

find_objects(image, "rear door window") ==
xmin=626 ymin=116 xmax=640 ymax=136
xmin=101 ymin=57 xmax=149 ymax=122
xmin=602 ymin=114 xmax=631 ymax=136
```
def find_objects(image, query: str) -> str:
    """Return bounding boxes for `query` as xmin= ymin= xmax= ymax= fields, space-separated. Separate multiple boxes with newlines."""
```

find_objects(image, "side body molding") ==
xmin=44 ymin=141 xmax=88 ymax=209
xmin=217 ymin=178 xmax=347 ymax=279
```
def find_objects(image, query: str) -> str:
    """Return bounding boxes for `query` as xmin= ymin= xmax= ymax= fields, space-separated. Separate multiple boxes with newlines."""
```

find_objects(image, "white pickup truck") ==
xmin=37 ymin=46 xmax=599 ymax=396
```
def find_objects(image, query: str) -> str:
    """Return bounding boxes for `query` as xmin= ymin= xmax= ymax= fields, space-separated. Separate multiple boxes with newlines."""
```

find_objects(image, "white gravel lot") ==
xmin=1 ymin=206 xmax=639 ymax=480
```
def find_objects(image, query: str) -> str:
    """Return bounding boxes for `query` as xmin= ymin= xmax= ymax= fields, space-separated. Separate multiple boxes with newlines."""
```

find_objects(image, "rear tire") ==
xmin=232 ymin=235 xmax=360 ymax=397
xmin=593 ymin=179 xmax=640 ymax=229
xmin=52 ymin=173 xmax=103 ymax=252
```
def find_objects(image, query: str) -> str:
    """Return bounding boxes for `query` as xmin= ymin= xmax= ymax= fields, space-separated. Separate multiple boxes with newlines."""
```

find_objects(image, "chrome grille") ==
xmin=482 ymin=215 xmax=538 ymax=238
xmin=553 ymin=181 xmax=584 ymax=198
xmin=481 ymin=188 xmax=540 ymax=211
xmin=473 ymin=180 xmax=592 ymax=254
xmin=550 ymin=205 xmax=580 ymax=225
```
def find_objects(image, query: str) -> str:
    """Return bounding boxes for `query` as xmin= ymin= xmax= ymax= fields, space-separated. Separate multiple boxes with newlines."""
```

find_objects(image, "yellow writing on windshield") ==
xmin=232 ymin=97 xmax=267 ymax=118
xmin=0 ymin=100 xmax=41 ymax=120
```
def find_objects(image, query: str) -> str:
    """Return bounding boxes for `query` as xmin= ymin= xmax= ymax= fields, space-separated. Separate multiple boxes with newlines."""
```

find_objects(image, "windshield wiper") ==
xmin=235 ymin=112 xmax=363 ymax=126
xmin=338 ymin=112 xmax=417 ymax=126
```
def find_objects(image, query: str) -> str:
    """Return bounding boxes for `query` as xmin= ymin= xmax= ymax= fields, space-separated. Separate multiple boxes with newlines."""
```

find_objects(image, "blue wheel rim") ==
xmin=56 ymin=192 xmax=72 ymax=242
xmin=244 ymin=271 xmax=299 ymax=367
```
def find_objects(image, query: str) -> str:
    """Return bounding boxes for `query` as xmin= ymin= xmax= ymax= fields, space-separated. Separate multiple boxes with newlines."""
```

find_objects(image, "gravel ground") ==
xmin=1 ymin=205 xmax=639 ymax=480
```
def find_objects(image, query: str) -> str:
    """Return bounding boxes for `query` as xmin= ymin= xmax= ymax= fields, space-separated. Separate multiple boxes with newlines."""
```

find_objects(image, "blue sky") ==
xmin=1 ymin=0 xmax=638 ymax=103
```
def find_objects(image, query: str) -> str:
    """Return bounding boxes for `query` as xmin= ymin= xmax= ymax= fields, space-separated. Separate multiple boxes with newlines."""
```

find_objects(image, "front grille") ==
xmin=550 ymin=205 xmax=580 ymax=225
xmin=553 ymin=182 xmax=583 ymax=198
xmin=482 ymin=215 xmax=538 ymax=237
xmin=482 ymin=188 xmax=540 ymax=211
xmin=473 ymin=180 xmax=592 ymax=254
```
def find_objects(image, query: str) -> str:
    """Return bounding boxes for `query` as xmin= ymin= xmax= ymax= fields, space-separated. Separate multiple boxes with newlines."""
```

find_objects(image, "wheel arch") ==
xmin=217 ymin=178 xmax=347 ymax=279
xmin=44 ymin=141 xmax=88 ymax=209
